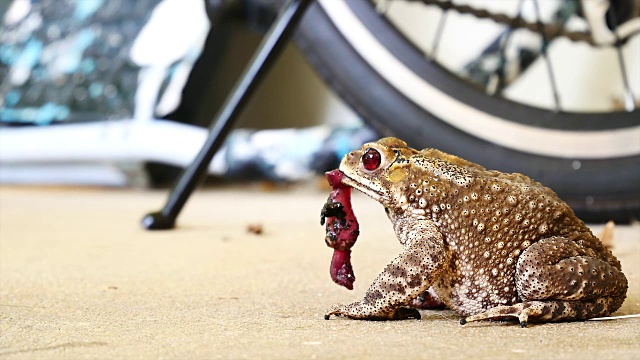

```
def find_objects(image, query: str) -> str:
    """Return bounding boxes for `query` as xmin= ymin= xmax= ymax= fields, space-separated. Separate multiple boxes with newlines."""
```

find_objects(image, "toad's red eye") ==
xmin=362 ymin=148 xmax=381 ymax=171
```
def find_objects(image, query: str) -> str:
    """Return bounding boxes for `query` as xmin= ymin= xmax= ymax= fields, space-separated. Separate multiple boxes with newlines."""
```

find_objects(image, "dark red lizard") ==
xmin=320 ymin=170 xmax=359 ymax=290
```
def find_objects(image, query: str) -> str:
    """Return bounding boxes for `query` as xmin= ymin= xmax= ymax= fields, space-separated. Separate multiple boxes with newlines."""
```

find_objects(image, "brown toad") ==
xmin=324 ymin=137 xmax=628 ymax=326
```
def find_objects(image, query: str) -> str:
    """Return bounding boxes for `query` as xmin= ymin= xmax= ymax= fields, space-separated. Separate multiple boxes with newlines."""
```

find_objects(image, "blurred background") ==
xmin=1 ymin=0 xmax=638 ymax=221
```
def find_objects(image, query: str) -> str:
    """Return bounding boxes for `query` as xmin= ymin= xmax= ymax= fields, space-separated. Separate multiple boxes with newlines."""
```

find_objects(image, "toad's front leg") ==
xmin=325 ymin=219 xmax=447 ymax=320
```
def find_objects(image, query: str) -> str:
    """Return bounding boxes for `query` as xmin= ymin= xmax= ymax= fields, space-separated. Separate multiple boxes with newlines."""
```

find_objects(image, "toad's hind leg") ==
xmin=460 ymin=297 xmax=626 ymax=327
xmin=462 ymin=237 xmax=627 ymax=326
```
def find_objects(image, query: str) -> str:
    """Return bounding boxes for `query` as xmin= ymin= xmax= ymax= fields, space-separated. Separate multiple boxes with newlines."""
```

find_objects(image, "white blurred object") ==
xmin=4 ymin=0 xmax=32 ymax=26
xmin=0 ymin=119 xmax=212 ymax=187
xmin=130 ymin=0 xmax=210 ymax=121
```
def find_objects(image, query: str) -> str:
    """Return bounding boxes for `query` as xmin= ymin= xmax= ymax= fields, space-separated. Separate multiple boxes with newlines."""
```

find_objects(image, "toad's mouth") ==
xmin=339 ymin=171 xmax=388 ymax=202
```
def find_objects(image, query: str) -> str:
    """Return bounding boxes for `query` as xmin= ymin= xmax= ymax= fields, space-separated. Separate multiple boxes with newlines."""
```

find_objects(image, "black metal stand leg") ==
xmin=142 ymin=0 xmax=313 ymax=230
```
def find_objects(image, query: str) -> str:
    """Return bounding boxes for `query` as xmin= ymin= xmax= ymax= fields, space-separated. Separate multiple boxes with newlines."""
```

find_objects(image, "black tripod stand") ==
xmin=142 ymin=0 xmax=313 ymax=230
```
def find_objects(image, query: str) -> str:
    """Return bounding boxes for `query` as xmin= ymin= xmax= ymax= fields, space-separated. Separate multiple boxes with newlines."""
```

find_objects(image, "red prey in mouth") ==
xmin=320 ymin=170 xmax=359 ymax=290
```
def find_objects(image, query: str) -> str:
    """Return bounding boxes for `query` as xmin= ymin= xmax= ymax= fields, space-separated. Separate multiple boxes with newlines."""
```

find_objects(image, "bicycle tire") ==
xmin=292 ymin=0 xmax=640 ymax=223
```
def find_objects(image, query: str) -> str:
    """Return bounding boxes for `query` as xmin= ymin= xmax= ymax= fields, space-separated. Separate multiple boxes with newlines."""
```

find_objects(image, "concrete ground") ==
xmin=1 ymin=185 xmax=639 ymax=359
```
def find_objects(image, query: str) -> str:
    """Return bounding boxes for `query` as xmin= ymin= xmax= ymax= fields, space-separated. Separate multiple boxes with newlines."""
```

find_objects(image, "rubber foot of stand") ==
xmin=141 ymin=211 xmax=176 ymax=230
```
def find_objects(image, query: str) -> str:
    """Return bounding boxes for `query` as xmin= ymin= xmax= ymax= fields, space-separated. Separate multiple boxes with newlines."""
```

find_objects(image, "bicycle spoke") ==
xmin=607 ymin=9 xmax=636 ymax=112
xmin=614 ymin=44 xmax=636 ymax=112
xmin=429 ymin=7 xmax=448 ymax=61
xmin=485 ymin=31 xmax=507 ymax=96
xmin=487 ymin=0 xmax=525 ymax=96
xmin=533 ymin=0 xmax=561 ymax=112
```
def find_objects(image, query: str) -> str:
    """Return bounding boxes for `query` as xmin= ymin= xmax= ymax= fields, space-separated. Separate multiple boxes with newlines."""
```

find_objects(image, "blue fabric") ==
xmin=0 ymin=0 xmax=185 ymax=125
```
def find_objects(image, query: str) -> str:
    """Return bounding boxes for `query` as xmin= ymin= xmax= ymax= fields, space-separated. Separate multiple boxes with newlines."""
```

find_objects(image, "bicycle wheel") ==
xmin=293 ymin=0 xmax=640 ymax=223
